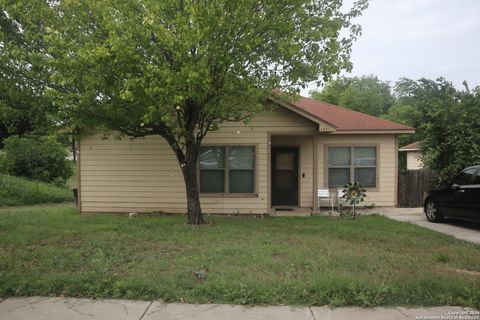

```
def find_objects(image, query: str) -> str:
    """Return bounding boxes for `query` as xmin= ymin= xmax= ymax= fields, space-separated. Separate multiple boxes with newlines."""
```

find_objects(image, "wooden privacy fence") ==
xmin=398 ymin=169 xmax=438 ymax=207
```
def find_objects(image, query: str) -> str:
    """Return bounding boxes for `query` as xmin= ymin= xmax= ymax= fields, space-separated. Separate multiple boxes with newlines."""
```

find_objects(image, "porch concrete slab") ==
xmin=381 ymin=207 xmax=480 ymax=245
xmin=0 ymin=297 xmax=151 ymax=320
xmin=143 ymin=302 xmax=314 ymax=320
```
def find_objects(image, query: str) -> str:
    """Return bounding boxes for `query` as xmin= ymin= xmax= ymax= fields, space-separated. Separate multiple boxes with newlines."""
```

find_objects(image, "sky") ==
xmin=303 ymin=0 xmax=480 ymax=95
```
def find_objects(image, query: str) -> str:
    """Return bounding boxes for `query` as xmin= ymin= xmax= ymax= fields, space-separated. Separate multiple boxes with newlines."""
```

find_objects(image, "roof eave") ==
xmin=267 ymin=95 xmax=416 ymax=134
xmin=331 ymin=129 xmax=416 ymax=134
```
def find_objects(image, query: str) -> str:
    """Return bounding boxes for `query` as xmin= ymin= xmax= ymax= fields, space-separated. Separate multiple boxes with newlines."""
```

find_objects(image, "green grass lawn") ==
xmin=0 ymin=175 xmax=73 ymax=206
xmin=0 ymin=204 xmax=479 ymax=307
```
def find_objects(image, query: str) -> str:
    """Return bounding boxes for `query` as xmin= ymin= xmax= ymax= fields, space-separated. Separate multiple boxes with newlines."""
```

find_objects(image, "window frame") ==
xmin=325 ymin=144 xmax=379 ymax=190
xmin=198 ymin=144 xmax=258 ymax=197
xmin=451 ymin=167 xmax=478 ymax=186
xmin=474 ymin=168 xmax=480 ymax=185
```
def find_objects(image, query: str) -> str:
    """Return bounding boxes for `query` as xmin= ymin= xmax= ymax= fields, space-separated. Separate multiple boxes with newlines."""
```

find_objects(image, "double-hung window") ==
xmin=328 ymin=146 xmax=377 ymax=188
xmin=199 ymin=146 xmax=255 ymax=194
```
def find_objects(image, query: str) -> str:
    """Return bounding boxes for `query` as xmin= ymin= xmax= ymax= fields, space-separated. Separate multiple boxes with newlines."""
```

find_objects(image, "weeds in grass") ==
xmin=0 ymin=205 xmax=479 ymax=307
xmin=436 ymin=254 xmax=450 ymax=263
xmin=0 ymin=175 xmax=73 ymax=206
xmin=338 ymin=209 xmax=355 ymax=220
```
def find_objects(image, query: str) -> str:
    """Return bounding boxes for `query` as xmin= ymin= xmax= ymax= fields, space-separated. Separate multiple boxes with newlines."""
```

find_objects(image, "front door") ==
xmin=271 ymin=147 xmax=299 ymax=206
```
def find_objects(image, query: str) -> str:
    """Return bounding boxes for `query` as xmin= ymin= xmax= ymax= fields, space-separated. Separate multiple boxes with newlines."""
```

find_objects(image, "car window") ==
xmin=474 ymin=169 xmax=480 ymax=185
xmin=451 ymin=168 xmax=477 ymax=186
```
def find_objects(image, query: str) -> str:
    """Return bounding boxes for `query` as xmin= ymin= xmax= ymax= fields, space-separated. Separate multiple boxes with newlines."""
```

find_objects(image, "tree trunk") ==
xmin=72 ymin=138 xmax=77 ymax=162
xmin=181 ymin=143 xmax=204 ymax=225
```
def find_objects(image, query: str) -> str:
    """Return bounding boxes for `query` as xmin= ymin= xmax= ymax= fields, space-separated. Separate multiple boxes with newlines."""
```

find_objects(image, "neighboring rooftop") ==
xmin=272 ymin=92 xmax=415 ymax=132
xmin=399 ymin=141 xmax=420 ymax=152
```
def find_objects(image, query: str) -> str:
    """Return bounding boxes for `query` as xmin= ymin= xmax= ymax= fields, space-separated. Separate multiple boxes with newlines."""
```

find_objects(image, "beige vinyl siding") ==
xmin=79 ymin=107 xmax=315 ymax=214
xmin=406 ymin=151 xmax=424 ymax=170
xmin=318 ymin=134 xmax=397 ymax=207
xmin=271 ymin=135 xmax=314 ymax=208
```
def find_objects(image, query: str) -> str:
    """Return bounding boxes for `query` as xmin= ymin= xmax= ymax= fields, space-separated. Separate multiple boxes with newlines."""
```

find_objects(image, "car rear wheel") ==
xmin=425 ymin=199 xmax=444 ymax=222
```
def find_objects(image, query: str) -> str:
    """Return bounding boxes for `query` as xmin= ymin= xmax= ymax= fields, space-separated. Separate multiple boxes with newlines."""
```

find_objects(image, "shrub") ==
xmin=0 ymin=174 xmax=73 ymax=206
xmin=0 ymin=136 xmax=72 ymax=185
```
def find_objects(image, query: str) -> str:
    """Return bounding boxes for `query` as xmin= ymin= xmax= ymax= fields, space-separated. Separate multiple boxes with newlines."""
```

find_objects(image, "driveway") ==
xmin=381 ymin=207 xmax=480 ymax=245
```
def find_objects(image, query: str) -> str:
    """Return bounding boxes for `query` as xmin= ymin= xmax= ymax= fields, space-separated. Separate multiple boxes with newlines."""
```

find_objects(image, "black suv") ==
xmin=423 ymin=165 xmax=480 ymax=223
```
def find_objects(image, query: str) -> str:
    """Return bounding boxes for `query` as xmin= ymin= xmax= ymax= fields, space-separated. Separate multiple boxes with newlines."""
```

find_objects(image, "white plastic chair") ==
xmin=318 ymin=189 xmax=334 ymax=212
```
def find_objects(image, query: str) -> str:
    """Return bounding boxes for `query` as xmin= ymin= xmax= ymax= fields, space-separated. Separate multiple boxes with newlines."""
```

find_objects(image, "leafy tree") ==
xmin=5 ymin=0 xmax=368 ymax=224
xmin=310 ymin=75 xmax=394 ymax=117
xmin=383 ymin=78 xmax=456 ymax=162
xmin=385 ymin=78 xmax=456 ymax=134
xmin=0 ymin=6 xmax=56 ymax=147
xmin=421 ymin=84 xmax=480 ymax=180
xmin=387 ymin=78 xmax=480 ymax=180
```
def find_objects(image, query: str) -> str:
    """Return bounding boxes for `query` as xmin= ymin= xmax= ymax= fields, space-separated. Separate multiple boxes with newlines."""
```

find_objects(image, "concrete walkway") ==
xmin=379 ymin=207 xmax=480 ymax=245
xmin=0 ymin=297 xmax=478 ymax=320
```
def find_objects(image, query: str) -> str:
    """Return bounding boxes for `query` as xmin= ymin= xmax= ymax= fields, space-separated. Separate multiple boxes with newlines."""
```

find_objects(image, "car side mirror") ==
xmin=439 ymin=180 xmax=449 ymax=187
xmin=450 ymin=183 xmax=460 ymax=189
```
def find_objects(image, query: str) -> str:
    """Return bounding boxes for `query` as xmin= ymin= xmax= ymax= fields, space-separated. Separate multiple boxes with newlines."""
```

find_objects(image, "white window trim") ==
xmin=326 ymin=145 xmax=379 ymax=190
xmin=199 ymin=145 xmax=257 ymax=196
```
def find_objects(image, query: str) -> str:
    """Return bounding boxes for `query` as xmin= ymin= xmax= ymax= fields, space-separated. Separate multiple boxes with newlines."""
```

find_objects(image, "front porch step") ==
xmin=272 ymin=207 xmax=312 ymax=217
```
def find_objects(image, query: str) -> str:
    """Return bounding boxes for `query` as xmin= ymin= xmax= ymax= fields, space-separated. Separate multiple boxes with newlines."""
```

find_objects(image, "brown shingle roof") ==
xmin=288 ymin=95 xmax=414 ymax=131
xmin=399 ymin=141 xmax=420 ymax=151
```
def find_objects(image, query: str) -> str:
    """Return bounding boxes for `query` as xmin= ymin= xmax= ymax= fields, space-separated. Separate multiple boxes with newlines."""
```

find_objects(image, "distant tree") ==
xmin=421 ymin=83 xmax=480 ymax=180
xmin=0 ymin=7 xmax=56 ymax=147
xmin=5 ymin=0 xmax=368 ymax=224
xmin=385 ymin=78 xmax=455 ymax=128
xmin=382 ymin=78 xmax=454 ymax=169
xmin=387 ymin=78 xmax=480 ymax=180
xmin=310 ymin=75 xmax=394 ymax=117
xmin=383 ymin=78 xmax=454 ymax=148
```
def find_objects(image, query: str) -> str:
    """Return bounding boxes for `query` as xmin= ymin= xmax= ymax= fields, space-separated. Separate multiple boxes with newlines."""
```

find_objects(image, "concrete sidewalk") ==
xmin=0 ymin=297 xmax=478 ymax=320
xmin=380 ymin=207 xmax=480 ymax=244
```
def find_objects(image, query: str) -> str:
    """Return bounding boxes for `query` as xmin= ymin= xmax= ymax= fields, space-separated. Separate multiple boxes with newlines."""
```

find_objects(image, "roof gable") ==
xmin=271 ymin=92 xmax=415 ymax=133
xmin=399 ymin=141 xmax=420 ymax=151
xmin=273 ymin=100 xmax=337 ymax=132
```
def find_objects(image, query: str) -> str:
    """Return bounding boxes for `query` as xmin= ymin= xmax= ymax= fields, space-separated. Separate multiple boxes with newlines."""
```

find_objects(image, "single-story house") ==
xmin=77 ymin=96 xmax=414 ymax=215
xmin=399 ymin=141 xmax=423 ymax=170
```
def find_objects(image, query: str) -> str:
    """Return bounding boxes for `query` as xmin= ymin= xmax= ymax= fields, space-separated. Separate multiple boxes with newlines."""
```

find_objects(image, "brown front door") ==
xmin=271 ymin=147 xmax=299 ymax=206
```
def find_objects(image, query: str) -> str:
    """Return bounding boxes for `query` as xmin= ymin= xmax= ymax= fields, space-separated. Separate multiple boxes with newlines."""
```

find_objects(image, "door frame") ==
xmin=270 ymin=145 xmax=301 ymax=208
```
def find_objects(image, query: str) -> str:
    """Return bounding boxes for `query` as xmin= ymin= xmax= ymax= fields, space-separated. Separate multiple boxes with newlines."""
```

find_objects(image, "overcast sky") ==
xmin=304 ymin=0 xmax=480 ymax=95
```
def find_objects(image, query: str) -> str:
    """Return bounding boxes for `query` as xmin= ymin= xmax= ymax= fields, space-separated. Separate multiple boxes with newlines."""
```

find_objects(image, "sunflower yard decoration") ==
xmin=341 ymin=182 xmax=367 ymax=218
